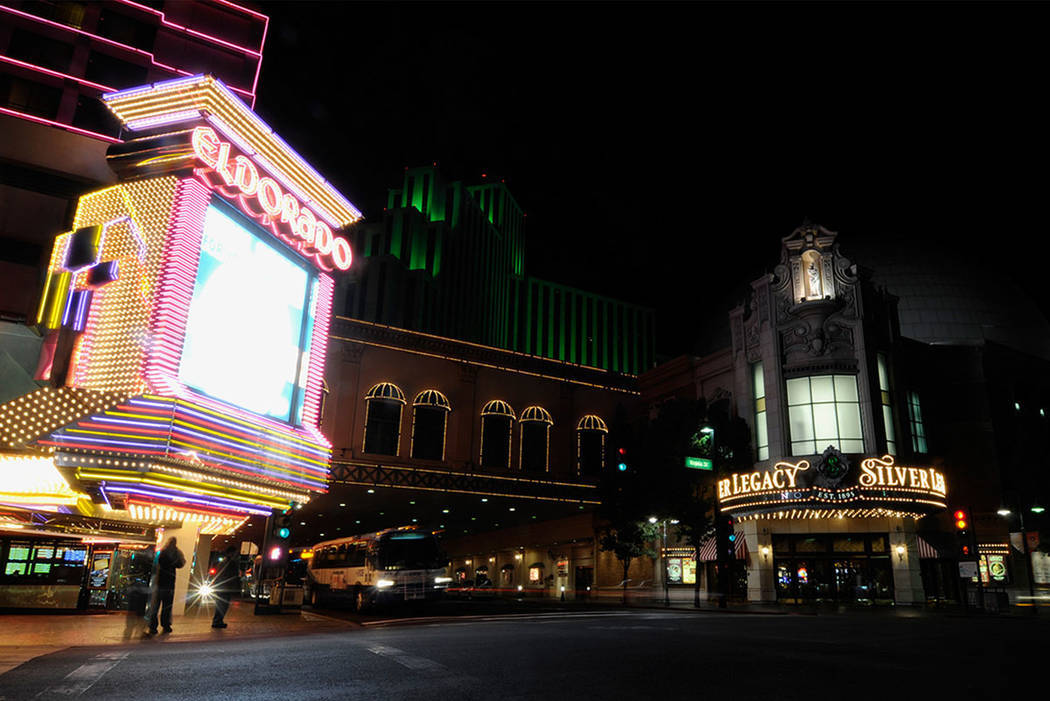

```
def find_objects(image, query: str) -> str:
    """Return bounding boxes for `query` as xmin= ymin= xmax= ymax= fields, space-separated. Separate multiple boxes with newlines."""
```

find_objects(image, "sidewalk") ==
xmin=0 ymin=599 xmax=352 ymax=675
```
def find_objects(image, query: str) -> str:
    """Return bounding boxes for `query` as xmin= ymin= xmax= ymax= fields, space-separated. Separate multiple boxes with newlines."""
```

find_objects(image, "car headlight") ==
xmin=434 ymin=576 xmax=452 ymax=584
xmin=376 ymin=579 xmax=395 ymax=588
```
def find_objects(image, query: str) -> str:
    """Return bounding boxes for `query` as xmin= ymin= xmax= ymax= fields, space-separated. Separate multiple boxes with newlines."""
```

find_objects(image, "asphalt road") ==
xmin=1 ymin=607 xmax=1043 ymax=700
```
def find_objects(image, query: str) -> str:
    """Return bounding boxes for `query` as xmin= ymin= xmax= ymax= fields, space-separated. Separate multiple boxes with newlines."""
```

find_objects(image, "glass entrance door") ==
xmin=772 ymin=533 xmax=895 ymax=604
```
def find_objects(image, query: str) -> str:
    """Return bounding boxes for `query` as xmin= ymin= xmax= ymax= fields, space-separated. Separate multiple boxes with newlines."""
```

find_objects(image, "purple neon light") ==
xmin=116 ymin=485 xmax=272 ymax=516
xmin=66 ymin=398 xmax=329 ymax=488
xmin=172 ymin=401 xmax=329 ymax=460
xmin=102 ymin=75 xmax=208 ymax=103
xmin=82 ymin=408 xmax=328 ymax=470
xmin=60 ymin=287 xmax=76 ymax=327
xmin=125 ymin=109 xmax=203 ymax=132
xmin=72 ymin=289 xmax=92 ymax=332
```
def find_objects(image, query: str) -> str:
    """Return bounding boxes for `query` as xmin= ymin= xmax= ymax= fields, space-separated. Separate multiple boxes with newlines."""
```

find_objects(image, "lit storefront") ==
xmin=717 ymin=451 xmax=948 ymax=604
xmin=641 ymin=223 xmax=969 ymax=606
xmin=0 ymin=75 xmax=357 ymax=608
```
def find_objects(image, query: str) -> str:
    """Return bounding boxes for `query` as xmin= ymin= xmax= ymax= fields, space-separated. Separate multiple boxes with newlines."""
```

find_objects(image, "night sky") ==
xmin=253 ymin=1 xmax=1049 ymax=358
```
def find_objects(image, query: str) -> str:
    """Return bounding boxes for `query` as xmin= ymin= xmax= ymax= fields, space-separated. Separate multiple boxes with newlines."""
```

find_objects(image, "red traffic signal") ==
xmin=954 ymin=509 xmax=968 ymax=530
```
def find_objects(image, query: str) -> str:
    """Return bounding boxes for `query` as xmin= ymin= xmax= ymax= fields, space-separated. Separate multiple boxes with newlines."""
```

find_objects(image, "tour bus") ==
xmin=304 ymin=528 xmax=451 ymax=610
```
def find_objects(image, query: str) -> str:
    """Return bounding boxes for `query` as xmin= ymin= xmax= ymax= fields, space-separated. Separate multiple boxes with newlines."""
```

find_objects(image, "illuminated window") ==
xmin=877 ymin=354 xmax=896 ymax=455
xmin=480 ymin=400 xmax=515 ymax=469
xmin=363 ymin=383 xmax=406 ymax=456
xmin=908 ymin=391 xmax=927 ymax=454
xmin=786 ymin=375 xmax=864 ymax=456
xmin=752 ymin=362 xmax=769 ymax=461
xmin=519 ymin=406 xmax=553 ymax=473
xmin=411 ymin=390 xmax=450 ymax=461
xmin=577 ymin=415 xmax=608 ymax=477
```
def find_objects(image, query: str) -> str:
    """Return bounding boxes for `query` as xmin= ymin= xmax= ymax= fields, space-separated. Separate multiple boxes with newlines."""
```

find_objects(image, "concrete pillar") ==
xmin=193 ymin=534 xmax=214 ymax=583
xmin=157 ymin=523 xmax=203 ymax=616
xmin=744 ymin=521 xmax=776 ymax=602
xmin=889 ymin=520 xmax=924 ymax=605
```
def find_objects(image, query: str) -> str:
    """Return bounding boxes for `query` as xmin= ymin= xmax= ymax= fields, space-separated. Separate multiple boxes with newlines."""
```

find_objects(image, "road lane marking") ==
xmin=37 ymin=651 xmax=128 ymax=698
xmin=366 ymin=645 xmax=446 ymax=672
xmin=362 ymin=610 xmax=639 ymax=627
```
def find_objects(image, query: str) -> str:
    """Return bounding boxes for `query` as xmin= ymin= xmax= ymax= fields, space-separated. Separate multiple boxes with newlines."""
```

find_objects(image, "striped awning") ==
xmin=916 ymin=535 xmax=939 ymax=559
xmin=698 ymin=531 xmax=748 ymax=561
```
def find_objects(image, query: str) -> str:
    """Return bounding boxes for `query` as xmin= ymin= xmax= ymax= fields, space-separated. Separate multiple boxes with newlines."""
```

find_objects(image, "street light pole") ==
xmin=1000 ymin=504 xmax=1038 ymax=603
xmin=1018 ymin=509 xmax=1036 ymax=601
xmin=663 ymin=520 xmax=669 ymax=607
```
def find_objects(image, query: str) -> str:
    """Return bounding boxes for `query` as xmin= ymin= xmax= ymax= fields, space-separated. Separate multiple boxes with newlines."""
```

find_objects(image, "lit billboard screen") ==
xmin=178 ymin=204 xmax=315 ymax=423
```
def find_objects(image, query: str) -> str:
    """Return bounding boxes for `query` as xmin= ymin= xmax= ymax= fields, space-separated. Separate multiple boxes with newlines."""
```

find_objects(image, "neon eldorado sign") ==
xmin=191 ymin=126 xmax=353 ymax=272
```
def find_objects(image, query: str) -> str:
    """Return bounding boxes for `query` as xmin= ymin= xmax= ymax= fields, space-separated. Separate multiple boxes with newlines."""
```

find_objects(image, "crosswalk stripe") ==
xmin=366 ymin=645 xmax=446 ymax=672
xmin=37 ymin=651 xmax=128 ymax=698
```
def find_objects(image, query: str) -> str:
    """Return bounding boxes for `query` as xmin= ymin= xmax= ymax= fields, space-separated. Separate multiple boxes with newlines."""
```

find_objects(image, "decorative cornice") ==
xmin=330 ymin=317 xmax=639 ymax=395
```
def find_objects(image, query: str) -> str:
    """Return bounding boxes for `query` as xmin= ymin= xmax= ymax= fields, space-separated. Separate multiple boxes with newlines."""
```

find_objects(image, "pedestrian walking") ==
xmin=211 ymin=546 xmax=239 ymax=629
xmin=146 ymin=536 xmax=185 ymax=635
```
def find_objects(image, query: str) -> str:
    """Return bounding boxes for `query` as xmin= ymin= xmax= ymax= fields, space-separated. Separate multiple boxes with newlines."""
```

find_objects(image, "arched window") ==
xmin=577 ymin=415 xmax=607 ymax=476
xmin=519 ymin=406 xmax=553 ymax=473
xmin=480 ymin=400 xmax=514 ymax=469
xmin=363 ymin=382 xmax=405 ymax=456
xmin=411 ymin=390 xmax=450 ymax=461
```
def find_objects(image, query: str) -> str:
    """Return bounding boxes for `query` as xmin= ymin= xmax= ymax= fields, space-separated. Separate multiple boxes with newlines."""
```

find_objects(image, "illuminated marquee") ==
xmin=718 ymin=454 xmax=948 ymax=520
xmin=0 ymin=75 xmax=362 ymax=534
xmin=190 ymin=126 xmax=352 ymax=271
xmin=857 ymin=455 xmax=946 ymax=495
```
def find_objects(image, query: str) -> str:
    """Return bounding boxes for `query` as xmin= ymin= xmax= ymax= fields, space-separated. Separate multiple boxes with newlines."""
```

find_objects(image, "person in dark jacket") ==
xmin=147 ymin=537 xmax=185 ymax=634
xmin=210 ymin=547 xmax=239 ymax=629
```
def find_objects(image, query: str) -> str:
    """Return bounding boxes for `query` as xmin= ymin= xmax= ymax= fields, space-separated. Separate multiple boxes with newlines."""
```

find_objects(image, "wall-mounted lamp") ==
xmin=895 ymin=545 xmax=905 ymax=561
xmin=761 ymin=546 xmax=770 ymax=560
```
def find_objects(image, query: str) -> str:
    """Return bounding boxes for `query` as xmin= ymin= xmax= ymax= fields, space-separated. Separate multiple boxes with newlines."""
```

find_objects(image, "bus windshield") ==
xmin=376 ymin=533 xmax=443 ymax=571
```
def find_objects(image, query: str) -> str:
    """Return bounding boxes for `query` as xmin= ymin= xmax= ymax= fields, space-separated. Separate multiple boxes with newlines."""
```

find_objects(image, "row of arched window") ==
xmin=361 ymin=382 xmax=609 ymax=476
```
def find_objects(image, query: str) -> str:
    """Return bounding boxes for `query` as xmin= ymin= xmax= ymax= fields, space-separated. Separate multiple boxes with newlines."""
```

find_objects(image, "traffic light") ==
xmin=954 ymin=508 xmax=974 ymax=557
xmin=272 ymin=510 xmax=292 ymax=541
xmin=616 ymin=447 xmax=628 ymax=472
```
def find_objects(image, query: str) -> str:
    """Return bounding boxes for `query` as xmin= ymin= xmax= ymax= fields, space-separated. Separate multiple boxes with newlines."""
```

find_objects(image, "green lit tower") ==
xmin=342 ymin=166 xmax=654 ymax=375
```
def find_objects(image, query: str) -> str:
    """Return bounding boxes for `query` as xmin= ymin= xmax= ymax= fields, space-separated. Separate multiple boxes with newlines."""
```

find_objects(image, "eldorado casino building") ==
xmin=0 ymin=75 xmax=357 ymax=609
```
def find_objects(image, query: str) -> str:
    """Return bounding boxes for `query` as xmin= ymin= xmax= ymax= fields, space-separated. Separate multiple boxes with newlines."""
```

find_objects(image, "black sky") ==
xmin=253 ymin=1 xmax=1050 ymax=358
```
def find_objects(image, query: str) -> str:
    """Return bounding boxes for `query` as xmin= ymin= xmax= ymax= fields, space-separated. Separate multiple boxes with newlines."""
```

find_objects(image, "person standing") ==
xmin=147 ymin=536 xmax=185 ymax=634
xmin=211 ymin=546 xmax=239 ymax=629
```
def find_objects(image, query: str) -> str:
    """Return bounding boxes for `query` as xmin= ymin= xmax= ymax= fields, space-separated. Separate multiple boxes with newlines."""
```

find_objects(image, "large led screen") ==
xmin=178 ymin=205 xmax=312 ymax=423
